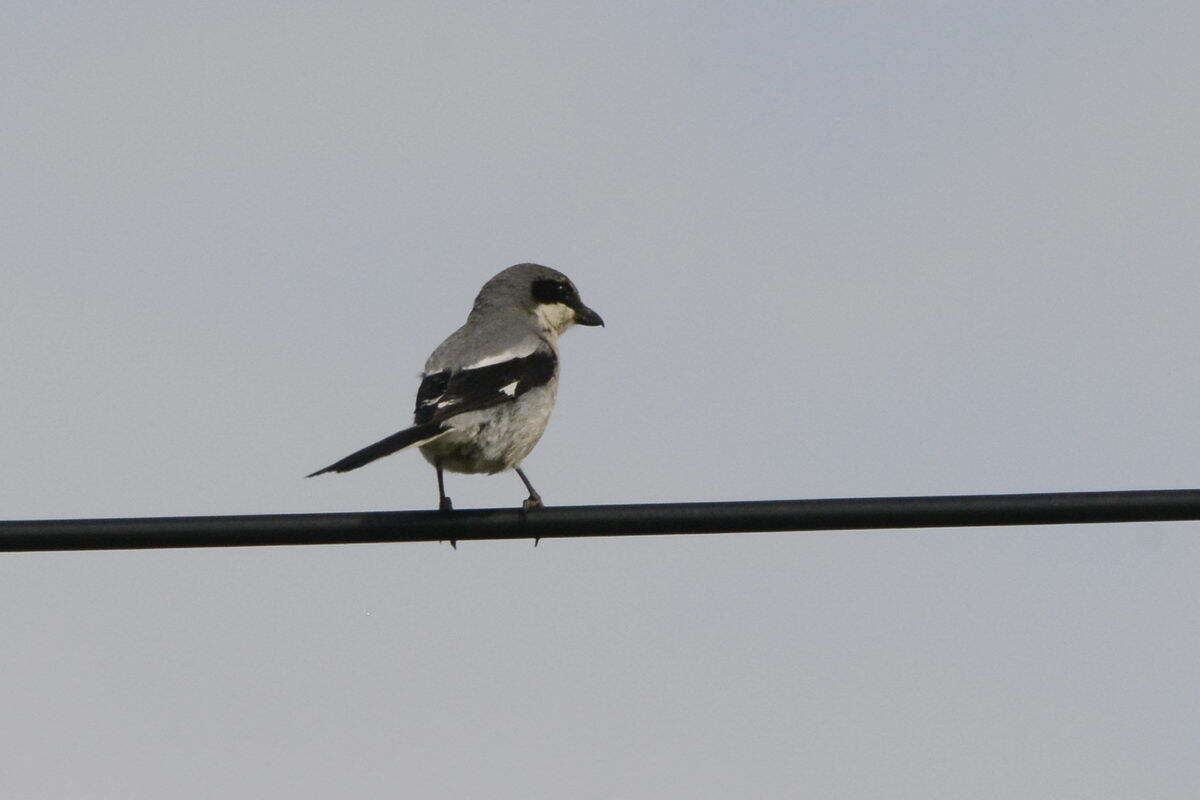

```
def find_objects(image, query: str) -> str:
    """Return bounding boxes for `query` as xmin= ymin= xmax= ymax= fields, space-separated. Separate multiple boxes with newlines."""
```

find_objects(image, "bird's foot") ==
xmin=523 ymin=495 xmax=543 ymax=546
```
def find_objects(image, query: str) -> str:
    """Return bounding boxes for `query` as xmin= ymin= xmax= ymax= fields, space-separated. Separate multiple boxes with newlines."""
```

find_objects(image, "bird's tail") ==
xmin=306 ymin=422 xmax=449 ymax=477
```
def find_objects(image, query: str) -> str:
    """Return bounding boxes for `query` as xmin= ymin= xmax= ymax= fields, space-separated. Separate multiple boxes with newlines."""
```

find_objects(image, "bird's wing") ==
xmin=414 ymin=348 xmax=557 ymax=425
xmin=307 ymin=347 xmax=556 ymax=478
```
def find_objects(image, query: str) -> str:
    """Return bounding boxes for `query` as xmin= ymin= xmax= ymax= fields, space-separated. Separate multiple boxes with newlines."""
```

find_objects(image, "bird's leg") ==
xmin=436 ymin=463 xmax=453 ymax=512
xmin=436 ymin=463 xmax=455 ymax=549
xmin=515 ymin=465 xmax=543 ymax=511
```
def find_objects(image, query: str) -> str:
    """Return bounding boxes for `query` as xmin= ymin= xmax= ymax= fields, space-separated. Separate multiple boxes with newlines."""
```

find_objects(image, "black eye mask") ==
xmin=531 ymin=278 xmax=574 ymax=305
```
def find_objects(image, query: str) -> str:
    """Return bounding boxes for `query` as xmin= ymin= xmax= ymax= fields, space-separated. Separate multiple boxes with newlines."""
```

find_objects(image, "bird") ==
xmin=307 ymin=263 xmax=604 ymax=516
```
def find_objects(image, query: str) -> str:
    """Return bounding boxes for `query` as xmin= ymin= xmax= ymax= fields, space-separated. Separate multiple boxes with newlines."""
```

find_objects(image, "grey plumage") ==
xmin=307 ymin=263 xmax=603 ymax=512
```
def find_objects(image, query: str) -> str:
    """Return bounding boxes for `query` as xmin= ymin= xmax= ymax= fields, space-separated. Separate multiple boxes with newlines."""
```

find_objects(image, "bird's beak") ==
xmin=573 ymin=303 xmax=604 ymax=327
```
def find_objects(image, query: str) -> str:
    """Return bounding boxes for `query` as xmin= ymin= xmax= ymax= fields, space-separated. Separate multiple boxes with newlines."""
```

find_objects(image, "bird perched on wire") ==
xmin=307 ymin=263 xmax=604 ymax=514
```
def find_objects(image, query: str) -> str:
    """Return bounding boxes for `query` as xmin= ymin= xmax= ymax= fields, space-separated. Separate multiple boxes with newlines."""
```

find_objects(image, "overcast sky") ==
xmin=3 ymin=2 xmax=1199 ymax=797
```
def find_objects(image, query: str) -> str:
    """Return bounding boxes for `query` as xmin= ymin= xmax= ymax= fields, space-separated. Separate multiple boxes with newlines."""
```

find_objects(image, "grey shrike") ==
xmin=307 ymin=263 xmax=604 ymax=512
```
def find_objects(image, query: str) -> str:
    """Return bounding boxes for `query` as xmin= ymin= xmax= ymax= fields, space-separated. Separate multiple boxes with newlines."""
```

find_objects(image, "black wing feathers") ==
xmin=413 ymin=370 xmax=450 ymax=424
xmin=414 ymin=349 xmax=556 ymax=425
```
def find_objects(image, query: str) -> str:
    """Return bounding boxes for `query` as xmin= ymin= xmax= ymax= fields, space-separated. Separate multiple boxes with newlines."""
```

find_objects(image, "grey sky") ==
xmin=3 ymin=2 xmax=1199 ymax=797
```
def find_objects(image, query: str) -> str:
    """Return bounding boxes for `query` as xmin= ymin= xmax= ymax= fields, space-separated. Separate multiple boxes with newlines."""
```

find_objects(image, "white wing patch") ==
xmin=499 ymin=380 xmax=519 ymax=397
xmin=464 ymin=342 xmax=539 ymax=371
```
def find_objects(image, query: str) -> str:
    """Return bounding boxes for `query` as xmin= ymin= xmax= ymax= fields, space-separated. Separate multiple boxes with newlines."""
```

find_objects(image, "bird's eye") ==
xmin=532 ymin=279 xmax=572 ymax=304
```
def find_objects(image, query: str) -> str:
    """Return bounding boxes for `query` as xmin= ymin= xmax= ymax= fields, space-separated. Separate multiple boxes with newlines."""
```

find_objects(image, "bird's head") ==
xmin=474 ymin=263 xmax=604 ymax=336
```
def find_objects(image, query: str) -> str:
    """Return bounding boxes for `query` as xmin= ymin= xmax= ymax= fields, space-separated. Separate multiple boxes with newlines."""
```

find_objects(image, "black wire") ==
xmin=1 ymin=489 xmax=1198 ymax=552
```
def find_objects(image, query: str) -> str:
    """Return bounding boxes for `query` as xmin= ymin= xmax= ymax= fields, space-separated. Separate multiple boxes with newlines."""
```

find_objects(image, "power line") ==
xmin=1 ymin=489 xmax=1198 ymax=552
